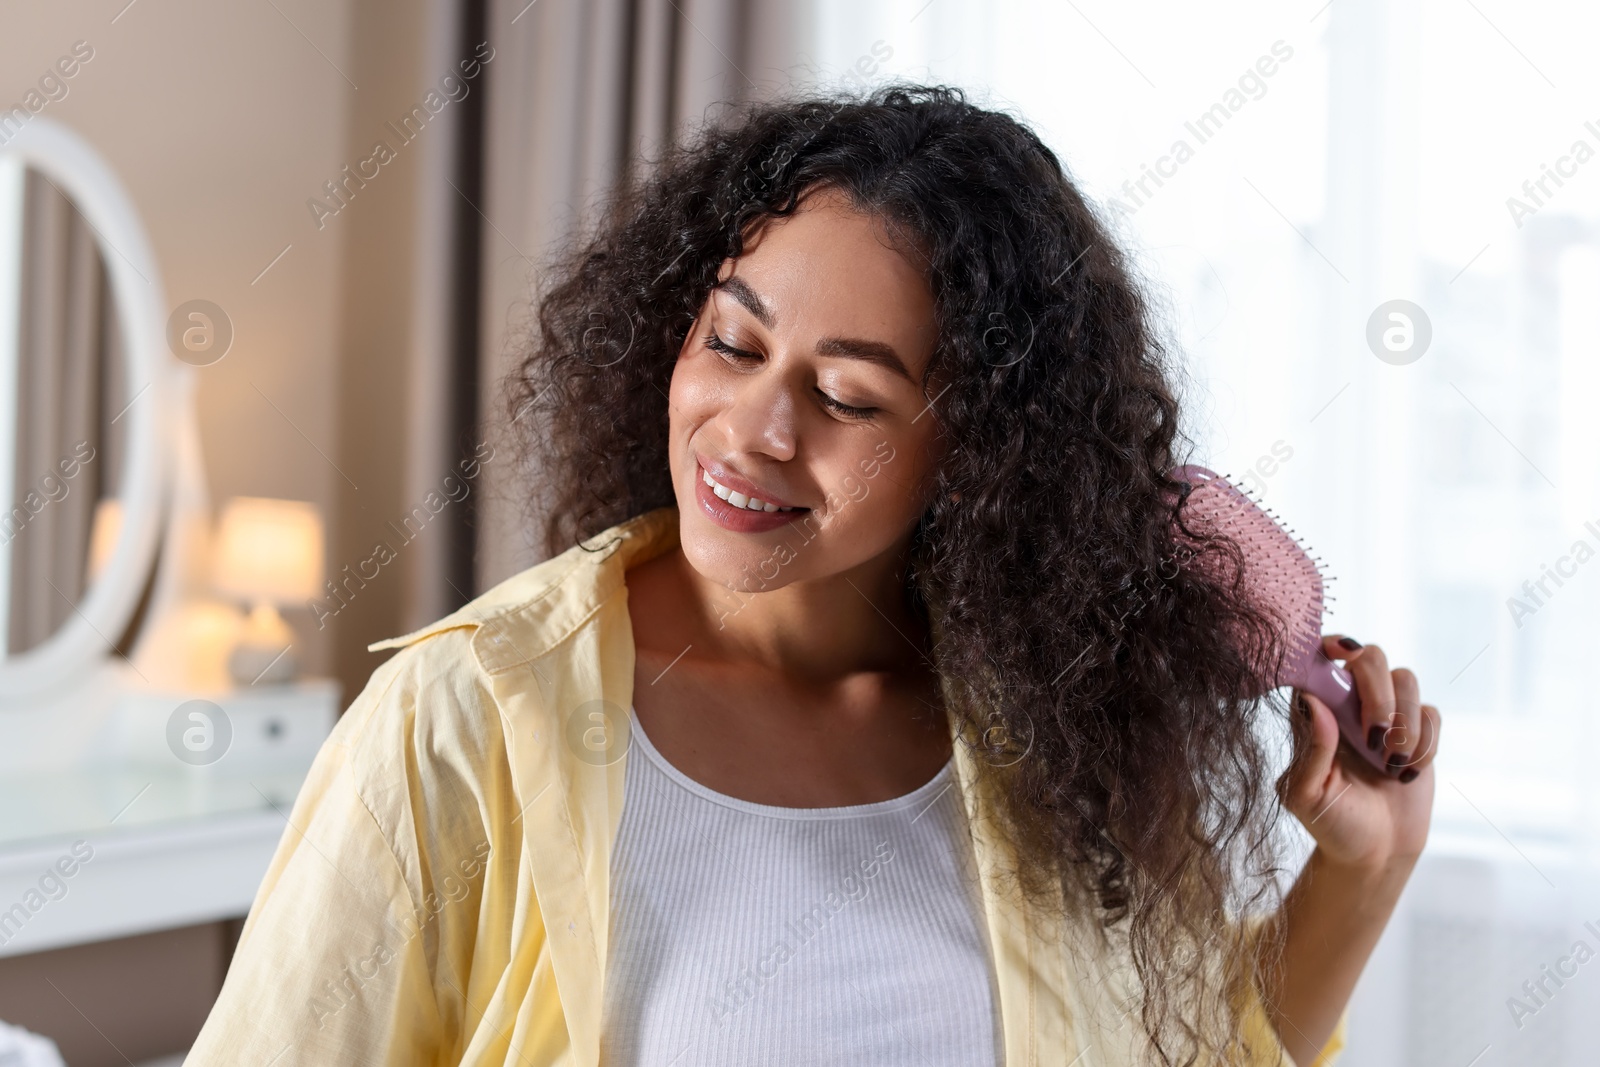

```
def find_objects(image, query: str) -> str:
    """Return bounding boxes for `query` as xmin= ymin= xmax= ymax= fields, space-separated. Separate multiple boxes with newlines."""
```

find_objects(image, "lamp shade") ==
xmin=211 ymin=496 xmax=325 ymax=605
xmin=87 ymin=497 xmax=124 ymax=583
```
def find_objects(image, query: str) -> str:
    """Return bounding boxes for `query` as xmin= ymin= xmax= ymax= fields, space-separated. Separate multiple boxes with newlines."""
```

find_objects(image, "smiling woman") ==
xmin=186 ymin=84 xmax=1440 ymax=1067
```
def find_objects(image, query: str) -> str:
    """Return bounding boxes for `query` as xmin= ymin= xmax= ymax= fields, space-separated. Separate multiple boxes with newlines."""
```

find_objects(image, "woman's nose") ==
xmin=718 ymin=370 xmax=797 ymax=462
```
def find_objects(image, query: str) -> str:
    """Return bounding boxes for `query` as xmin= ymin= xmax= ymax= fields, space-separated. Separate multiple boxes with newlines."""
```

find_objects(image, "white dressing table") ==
xmin=0 ymin=677 xmax=336 ymax=960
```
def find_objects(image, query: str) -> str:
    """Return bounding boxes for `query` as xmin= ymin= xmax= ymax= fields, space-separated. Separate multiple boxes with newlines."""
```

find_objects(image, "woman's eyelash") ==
xmin=817 ymin=393 xmax=876 ymax=420
xmin=704 ymin=331 xmax=757 ymax=360
xmin=704 ymin=330 xmax=877 ymax=420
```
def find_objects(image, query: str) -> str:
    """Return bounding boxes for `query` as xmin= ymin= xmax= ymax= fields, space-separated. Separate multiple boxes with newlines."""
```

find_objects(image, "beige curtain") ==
xmin=6 ymin=171 xmax=122 ymax=654
xmin=473 ymin=0 xmax=815 ymax=589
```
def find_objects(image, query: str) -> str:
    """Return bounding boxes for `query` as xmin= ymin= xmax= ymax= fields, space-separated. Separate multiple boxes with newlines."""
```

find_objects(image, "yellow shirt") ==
xmin=187 ymin=507 xmax=1345 ymax=1066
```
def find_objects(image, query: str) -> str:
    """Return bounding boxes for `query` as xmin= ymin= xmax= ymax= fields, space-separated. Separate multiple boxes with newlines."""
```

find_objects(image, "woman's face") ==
xmin=667 ymin=185 xmax=943 ymax=599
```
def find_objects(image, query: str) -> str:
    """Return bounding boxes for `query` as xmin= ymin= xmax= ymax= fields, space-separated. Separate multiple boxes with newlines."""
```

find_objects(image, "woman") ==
xmin=189 ymin=85 xmax=1439 ymax=1066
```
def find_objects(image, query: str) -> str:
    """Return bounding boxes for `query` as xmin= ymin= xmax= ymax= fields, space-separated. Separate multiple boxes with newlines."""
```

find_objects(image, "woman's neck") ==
xmin=629 ymin=541 xmax=932 ymax=685
xmin=625 ymin=537 xmax=951 ymax=807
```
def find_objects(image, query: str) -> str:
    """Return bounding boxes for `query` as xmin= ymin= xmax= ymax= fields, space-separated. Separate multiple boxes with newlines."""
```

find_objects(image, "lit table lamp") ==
xmin=212 ymin=496 xmax=325 ymax=686
xmin=87 ymin=498 xmax=124 ymax=583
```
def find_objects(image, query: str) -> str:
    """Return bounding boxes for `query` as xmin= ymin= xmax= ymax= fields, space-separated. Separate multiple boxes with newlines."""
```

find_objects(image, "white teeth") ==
xmin=702 ymin=465 xmax=800 ymax=512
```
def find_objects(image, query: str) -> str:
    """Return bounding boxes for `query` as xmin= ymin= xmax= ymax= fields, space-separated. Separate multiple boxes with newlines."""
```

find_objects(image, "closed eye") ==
xmin=816 ymin=392 xmax=876 ymax=420
xmin=704 ymin=331 xmax=759 ymax=362
xmin=705 ymin=330 xmax=878 ymax=421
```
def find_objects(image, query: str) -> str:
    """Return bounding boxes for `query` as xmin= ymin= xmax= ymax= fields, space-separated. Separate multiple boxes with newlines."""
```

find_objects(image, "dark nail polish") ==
xmin=1367 ymin=725 xmax=1384 ymax=751
xmin=1399 ymin=769 xmax=1419 ymax=784
xmin=1338 ymin=636 xmax=1363 ymax=651
xmin=1386 ymin=753 xmax=1407 ymax=772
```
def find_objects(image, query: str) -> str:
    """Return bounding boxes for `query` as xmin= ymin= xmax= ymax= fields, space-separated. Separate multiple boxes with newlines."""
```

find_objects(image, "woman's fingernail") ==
xmin=1386 ymin=753 xmax=1408 ymax=772
xmin=1367 ymin=725 xmax=1384 ymax=751
xmin=1399 ymin=769 xmax=1419 ymax=784
xmin=1338 ymin=636 xmax=1363 ymax=651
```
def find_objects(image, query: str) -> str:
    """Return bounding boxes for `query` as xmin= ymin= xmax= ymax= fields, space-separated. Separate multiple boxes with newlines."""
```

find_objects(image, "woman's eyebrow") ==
xmin=713 ymin=276 xmax=912 ymax=380
xmin=713 ymin=276 xmax=775 ymax=328
xmin=814 ymin=336 xmax=911 ymax=380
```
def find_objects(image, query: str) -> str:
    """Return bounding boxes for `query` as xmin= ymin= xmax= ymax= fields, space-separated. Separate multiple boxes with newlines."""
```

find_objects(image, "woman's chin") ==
xmin=675 ymin=519 xmax=808 ymax=598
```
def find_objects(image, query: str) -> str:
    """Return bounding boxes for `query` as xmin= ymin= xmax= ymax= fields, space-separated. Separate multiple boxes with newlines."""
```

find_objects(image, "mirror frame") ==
xmin=0 ymin=117 xmax=168 ymax=700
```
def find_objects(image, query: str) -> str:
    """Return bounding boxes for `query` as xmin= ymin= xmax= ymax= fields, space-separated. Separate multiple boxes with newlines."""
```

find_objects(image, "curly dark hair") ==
xmin=504 ymin=83 xmax=1297 ymax=1065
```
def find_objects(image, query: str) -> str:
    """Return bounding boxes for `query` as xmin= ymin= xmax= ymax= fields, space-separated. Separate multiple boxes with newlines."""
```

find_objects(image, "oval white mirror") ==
xmin=0 ymin=117 xmax=167 ymax=699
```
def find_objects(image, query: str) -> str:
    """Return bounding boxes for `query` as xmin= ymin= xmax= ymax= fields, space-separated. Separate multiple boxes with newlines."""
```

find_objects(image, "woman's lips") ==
xmin=696 ymin=456 xmax=801 ymax=510
xmin=694 ymin=462 xmax=808 ymax=533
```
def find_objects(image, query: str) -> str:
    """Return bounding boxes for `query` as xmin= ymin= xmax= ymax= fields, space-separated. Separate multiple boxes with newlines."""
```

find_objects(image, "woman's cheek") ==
xmin=666 ymin=352 xmax=728 ymax=460
xmin=817 ymin=448 xmax=911 ymax=536
xmin=668 ymin=349 xmax=713 ymax=420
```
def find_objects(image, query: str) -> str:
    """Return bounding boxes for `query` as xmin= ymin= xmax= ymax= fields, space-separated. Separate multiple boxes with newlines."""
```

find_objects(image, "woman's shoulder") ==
xmin=363 ymin=506 xmax=678 ymax=670
xmin=332 ymin=543 xmax=600 ymax=814
xmin=327 ymin=508 xmax=679 ymax=852
xmin=340 ymin=624 xmax=504 ymax=789
xmin=317 ymin=622 xmax=514 ymax=912
xmin=318 ymin=511 xmax=675 ymax=895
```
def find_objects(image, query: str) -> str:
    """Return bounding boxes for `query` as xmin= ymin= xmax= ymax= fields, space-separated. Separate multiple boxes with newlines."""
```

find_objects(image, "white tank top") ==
xmin=599 ymin=708 xmax=1001 ymax=1067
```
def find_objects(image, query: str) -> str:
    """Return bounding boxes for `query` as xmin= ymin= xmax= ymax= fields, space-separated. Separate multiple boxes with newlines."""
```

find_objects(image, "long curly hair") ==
xmin=504 ymin=84 xmax=1297 ymax=1065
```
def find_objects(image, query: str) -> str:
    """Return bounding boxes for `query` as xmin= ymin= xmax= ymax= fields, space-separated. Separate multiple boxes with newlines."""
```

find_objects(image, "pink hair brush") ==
xmin=1171 ymin=465 xmax=1391 ymax=775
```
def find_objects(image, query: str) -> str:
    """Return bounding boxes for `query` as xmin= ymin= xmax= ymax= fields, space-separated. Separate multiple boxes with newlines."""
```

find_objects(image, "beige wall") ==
xmin=328 ymin=0 xmax=433 ymax=701
xmin=3 ymin=0 xmax=358 ymax=678
xmin=1 ymin=0 xmax=440 ymax=1058
xmin=1 ymin=0 xmax=456 ymax=701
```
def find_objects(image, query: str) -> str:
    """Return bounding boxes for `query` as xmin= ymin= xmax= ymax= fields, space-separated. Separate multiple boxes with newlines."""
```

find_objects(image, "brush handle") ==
xmin=1298 ymin=647 xmax=1394 ymax=775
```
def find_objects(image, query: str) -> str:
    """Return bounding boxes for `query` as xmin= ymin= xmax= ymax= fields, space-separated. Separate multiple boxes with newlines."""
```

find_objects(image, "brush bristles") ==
xmin=1173 ymin=466 xmax=1331 ymax=686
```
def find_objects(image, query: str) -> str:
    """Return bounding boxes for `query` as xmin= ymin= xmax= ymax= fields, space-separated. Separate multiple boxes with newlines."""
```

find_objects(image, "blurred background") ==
xmin=0 ymin=0 xmax=1595 ymax=1063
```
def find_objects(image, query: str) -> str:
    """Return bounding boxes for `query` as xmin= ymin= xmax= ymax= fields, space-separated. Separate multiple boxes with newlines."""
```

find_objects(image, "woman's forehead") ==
xmin=708 ymin=191 xmax=936 ymax=365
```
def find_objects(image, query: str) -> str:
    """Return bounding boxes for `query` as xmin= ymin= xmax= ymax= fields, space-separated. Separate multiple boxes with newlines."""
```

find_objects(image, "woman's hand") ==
xmin=1262 ymin=637 xmax=1444 ymax=1063
xmin=1280 ymin=635 xmax=1441 ymax=873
